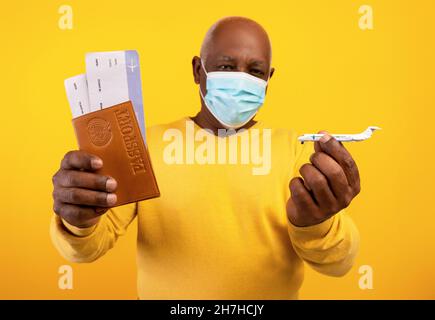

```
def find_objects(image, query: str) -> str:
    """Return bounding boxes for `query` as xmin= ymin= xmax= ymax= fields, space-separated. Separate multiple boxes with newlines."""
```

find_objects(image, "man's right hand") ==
xmin=52 ymin=151 xmax=118 ymax=228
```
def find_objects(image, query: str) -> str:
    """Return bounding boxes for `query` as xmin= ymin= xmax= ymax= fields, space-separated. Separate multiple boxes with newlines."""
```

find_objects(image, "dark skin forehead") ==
xmin=200 ymin=17 xmax=272 ymax=79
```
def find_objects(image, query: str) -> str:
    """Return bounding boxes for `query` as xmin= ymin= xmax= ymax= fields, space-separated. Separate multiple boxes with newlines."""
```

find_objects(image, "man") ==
xmin=51 ymin=16 xmax=360 ymax=299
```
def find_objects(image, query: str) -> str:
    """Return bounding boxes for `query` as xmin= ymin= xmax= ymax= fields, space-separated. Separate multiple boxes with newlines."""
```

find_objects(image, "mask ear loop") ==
xmin=199 ymin=59 xmax=210 ymax=115
xmin=200 ymin=59 xmax=208 ymax=76
xmin=199 ymin=59 xmax=208 ymax=102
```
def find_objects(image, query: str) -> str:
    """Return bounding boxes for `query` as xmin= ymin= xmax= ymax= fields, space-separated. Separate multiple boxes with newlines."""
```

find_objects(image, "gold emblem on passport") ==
xmin=87 ymin=117 xmax=112 ymax=147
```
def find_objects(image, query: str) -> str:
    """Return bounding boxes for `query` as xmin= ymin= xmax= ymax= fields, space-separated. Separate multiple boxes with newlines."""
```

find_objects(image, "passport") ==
xmin=72 ymin=101 xmax=160 ymax=207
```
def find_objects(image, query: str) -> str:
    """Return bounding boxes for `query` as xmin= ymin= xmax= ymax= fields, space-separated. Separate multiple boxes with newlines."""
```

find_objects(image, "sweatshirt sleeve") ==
xmin=49 ymin=202 xmax=137 ymax=263
xmin=287 ymin=136 xmax=360 ymax=277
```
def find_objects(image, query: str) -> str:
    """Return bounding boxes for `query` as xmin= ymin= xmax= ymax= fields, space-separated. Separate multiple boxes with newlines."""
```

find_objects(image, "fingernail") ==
xmin=319 ymin=134 xmax=331 ymax=143
xmin=106 ymin=193 xmax=117 ymax=206
xmin=91 ymin=158 xmax=103 ymax=169
xmin=106 ymin=178 xmax=117 ymax=192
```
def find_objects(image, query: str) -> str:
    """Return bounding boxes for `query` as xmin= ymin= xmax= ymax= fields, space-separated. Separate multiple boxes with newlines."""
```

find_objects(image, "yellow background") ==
xmin=1 ymin=0 xmax=434 ymax=299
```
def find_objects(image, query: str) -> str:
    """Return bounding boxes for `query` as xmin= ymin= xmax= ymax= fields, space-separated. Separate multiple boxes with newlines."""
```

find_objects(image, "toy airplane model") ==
xmin=298 ymin=126 xmax=381 ymax=143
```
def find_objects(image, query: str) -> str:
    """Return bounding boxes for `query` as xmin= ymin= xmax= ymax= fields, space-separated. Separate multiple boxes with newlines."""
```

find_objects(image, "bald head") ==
xmin=200 ymin=16 xmax=272 ymax=67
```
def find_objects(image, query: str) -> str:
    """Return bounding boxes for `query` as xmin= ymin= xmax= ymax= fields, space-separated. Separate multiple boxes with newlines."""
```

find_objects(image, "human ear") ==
xmin=269 ymin=67 xmax=275 ymax=80
xmin=192 ymin=56 xmax=202 ymax=84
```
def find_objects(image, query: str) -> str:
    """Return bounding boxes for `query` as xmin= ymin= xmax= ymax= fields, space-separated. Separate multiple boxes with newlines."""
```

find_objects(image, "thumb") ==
xmin=314 ymin=130 xmax=329 ymax=153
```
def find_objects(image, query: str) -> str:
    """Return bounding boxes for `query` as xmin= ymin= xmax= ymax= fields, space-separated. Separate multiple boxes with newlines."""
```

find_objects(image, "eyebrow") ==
xmin=250 ymin=60 xmax=265 ymax=66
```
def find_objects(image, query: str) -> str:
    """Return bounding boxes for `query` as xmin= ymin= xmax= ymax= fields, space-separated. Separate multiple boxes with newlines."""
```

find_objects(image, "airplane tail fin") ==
xmin=362 ymin=126 xmax=381 ymax=137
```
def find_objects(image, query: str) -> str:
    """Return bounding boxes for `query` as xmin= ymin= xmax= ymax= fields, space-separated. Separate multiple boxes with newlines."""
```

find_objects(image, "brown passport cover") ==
xmin=72 ymin=101 xmax=160 ymax=207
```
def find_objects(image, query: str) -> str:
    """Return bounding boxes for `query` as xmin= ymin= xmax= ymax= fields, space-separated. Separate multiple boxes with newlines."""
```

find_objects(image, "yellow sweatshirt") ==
xmin=50 ymin=117 xmax=359 ymax=299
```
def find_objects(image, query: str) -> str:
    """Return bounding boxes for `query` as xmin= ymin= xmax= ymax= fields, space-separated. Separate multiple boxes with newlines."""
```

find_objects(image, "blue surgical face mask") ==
xmin=199 ymin=59 xmax=269 ymax=129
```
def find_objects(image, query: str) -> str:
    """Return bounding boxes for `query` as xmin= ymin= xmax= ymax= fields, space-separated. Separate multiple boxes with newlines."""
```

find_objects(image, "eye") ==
xmin=217 ymin=64 xmax=235 ymax=71
xmin=250 ymin=69 xmax=265 ymax=76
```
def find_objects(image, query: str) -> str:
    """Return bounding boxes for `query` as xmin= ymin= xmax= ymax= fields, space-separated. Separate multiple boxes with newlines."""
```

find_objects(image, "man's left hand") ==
xmin=287 ymin=131 xmax=361 ymax=227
